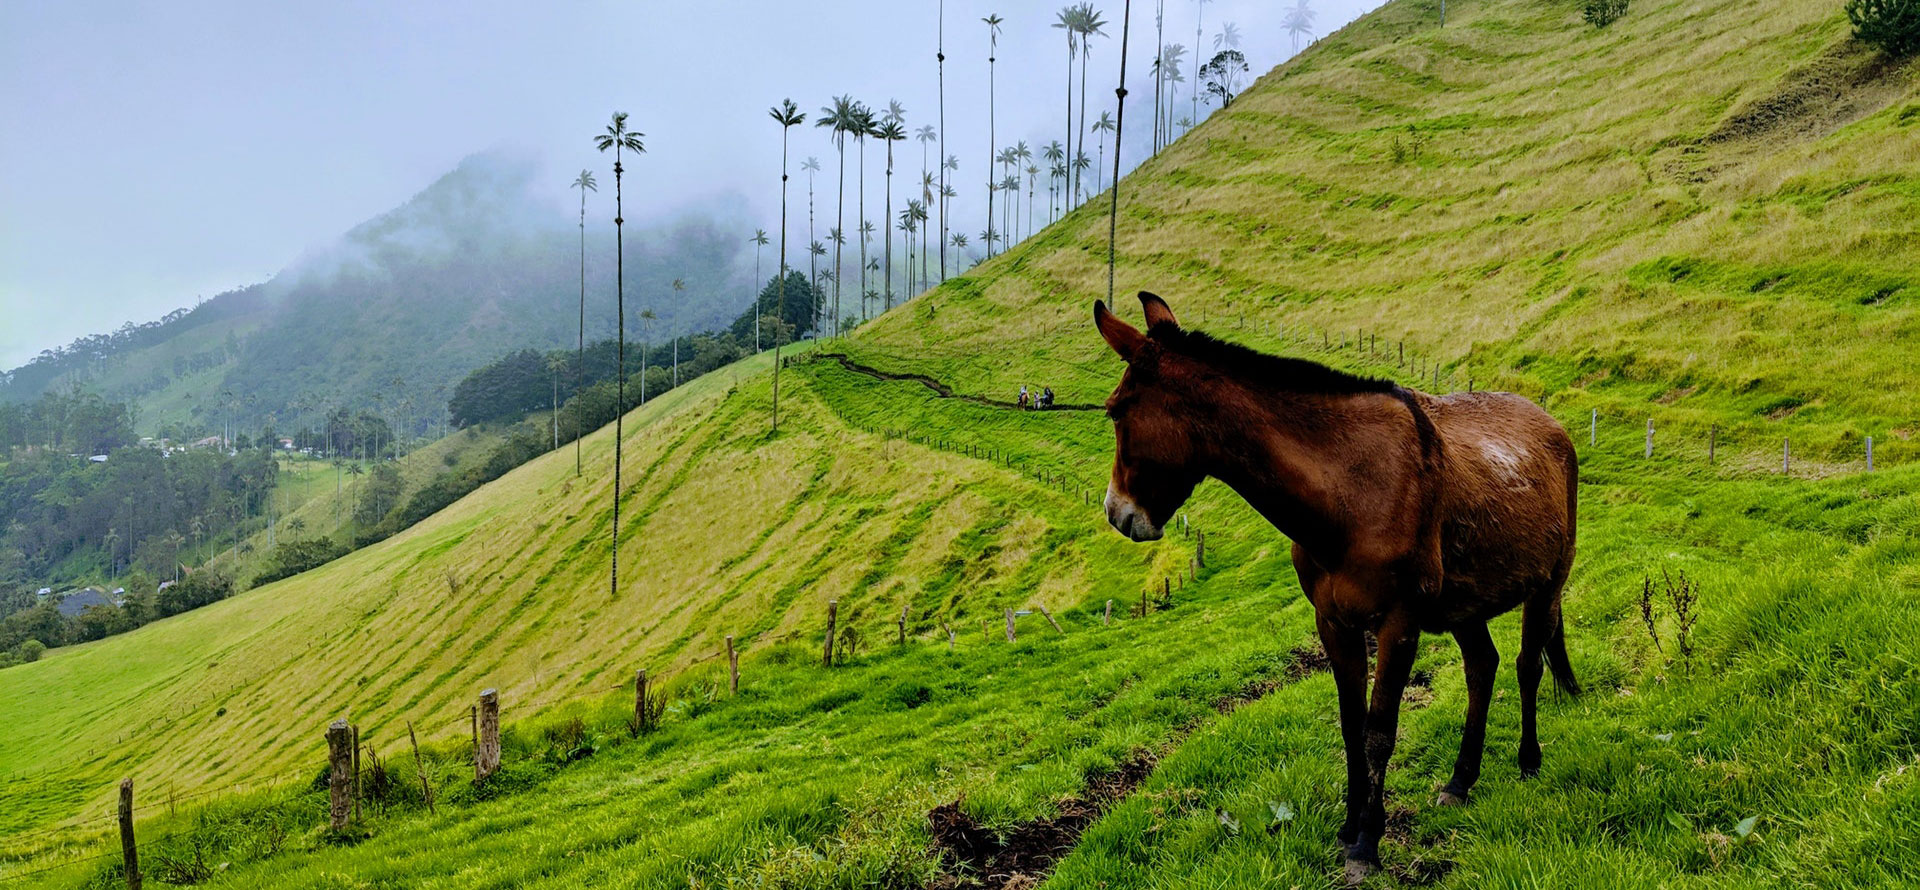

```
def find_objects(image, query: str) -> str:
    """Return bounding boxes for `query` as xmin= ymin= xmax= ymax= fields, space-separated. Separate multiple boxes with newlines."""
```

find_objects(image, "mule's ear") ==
xmin=1095 ymin=300 xmax=1147 ymax=362
xmin=1139 ymin=291 xmax=1179 ymax=333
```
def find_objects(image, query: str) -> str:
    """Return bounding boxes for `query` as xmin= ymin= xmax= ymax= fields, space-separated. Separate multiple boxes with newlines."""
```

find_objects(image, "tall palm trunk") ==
xmin=774 ymin=130 xmax=791 ymax=430
xmin=986 ymin=33 xmax=996 ymax=259
xmin=1193 ymin=2 xmax=1204 ymax=131
xmin=807 ymin=167 xmax=817 ymax=337
xmin=1063 ymin=35 xmax=1075 ymax=213
xmin=857 ymin=132 xmax=868 ymax=322
xmin=575 ymin=185 xmax=585 ymax=476
xmin=884 ymin=140 xmax=895 ymax=311
xmin=611 ymin=151 xmax=627 ymax=600
xmin=834 ymin=134 xmax=846 ymax=338
xmin=1077 ymin=47 xmax=1091 ymax=203
xmin=938 ymin=0 xmax=948 ymax=282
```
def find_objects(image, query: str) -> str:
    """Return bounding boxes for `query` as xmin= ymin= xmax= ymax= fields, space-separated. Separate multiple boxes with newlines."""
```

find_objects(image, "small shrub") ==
xmin=1640 ymin=570 xmax=1700 ymax=673
xmin=1584 ymin=0 xmax=1630 ymax=27
xmin=1388 ymin=128 xmax=1430 ymax=164
xmin=1847 ymin=0 xmax=1920 ymax=55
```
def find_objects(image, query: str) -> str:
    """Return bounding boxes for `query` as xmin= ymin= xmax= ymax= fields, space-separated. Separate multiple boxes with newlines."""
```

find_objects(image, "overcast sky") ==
xmin=0 ymin=0 xmax=1379 ymax=368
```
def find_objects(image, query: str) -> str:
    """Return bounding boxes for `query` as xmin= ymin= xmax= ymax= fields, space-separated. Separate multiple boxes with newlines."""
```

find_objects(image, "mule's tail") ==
xmin=1545 ymin=612 xmax=1580 ymax=697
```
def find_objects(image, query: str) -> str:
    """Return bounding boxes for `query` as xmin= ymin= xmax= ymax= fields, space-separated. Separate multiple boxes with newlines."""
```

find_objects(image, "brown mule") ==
xmin=1095 ymin=293 xmax=1579 ymax=882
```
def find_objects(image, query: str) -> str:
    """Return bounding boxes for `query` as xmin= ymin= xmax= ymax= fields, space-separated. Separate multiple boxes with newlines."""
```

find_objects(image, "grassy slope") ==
xmin=3 ymin=0 xmax=1919 ymax=886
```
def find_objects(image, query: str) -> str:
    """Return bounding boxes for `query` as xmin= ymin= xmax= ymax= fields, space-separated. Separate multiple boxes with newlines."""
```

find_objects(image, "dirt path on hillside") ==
xmin=810 ymin=352 xmax=1103 ymax=412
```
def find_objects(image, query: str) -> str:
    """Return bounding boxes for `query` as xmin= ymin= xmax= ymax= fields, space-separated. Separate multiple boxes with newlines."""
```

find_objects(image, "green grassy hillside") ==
xmin=2 ymin=0 xmax=1917 ymax=886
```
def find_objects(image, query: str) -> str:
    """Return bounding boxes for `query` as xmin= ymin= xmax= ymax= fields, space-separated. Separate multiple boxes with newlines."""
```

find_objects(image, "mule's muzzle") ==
xmin=1103 ymin=486 xmax=1164 ymax=542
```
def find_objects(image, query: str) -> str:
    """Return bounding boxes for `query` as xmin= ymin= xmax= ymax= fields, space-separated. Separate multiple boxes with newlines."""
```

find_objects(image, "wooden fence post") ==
xmin=1197 ymin=531 xmax=1206 ymax=568
xmin=942 ymin=621 xmax=955 ymax=651
xmin=1104 ymin=599 xmax=1113 ymax=626
xmin=823 ymin=599 xmax=838 ymax=667
xmin=726 ymin=636 xmax=739 ymax=695
xmin=1645 ymin=418 xmax=1654 ymax=458
xmin=1589 ymin=409 xmax=1597 ymax=447
xmin=898 ymin=603 xmax=909 ymax=646
xmin=1005 ymin=608 xmax=1017 ymax=642
xmin=1866 ymin=435 xmax=1874 ymax=472
xmin=474 ymin=689 xmax=500 ymax=781
xmin=1036 ymin=604 xmax=1065 ymax=633
xmin=406 ymin=720 xmax=434 ymax=815
xmin=118 ymin=777 xmax=141 ymax=890
xmin=351 ymin=724 xmax=362 ymax=824
xmin=327 ymin=719 xmax=352 ymax=830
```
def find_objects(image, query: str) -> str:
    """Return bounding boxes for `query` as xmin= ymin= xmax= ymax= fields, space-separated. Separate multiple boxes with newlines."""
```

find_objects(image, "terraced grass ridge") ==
xmin=4 ymin=0 xmax=1918 ymax=886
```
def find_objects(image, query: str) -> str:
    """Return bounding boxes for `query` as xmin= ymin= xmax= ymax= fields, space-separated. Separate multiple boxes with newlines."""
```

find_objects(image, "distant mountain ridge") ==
xmin=2 ymin=150 xmax=756 ymax=435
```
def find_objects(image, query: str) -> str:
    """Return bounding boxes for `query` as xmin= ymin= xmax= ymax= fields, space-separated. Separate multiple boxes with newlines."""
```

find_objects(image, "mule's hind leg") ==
xmin=1440 ymin=622 xmax=1497 ymax=805
xmin=1316 ymin=614 xmax=1370 ymax=848
xmin=1516 ymin=593 xmax=1557 ymax=778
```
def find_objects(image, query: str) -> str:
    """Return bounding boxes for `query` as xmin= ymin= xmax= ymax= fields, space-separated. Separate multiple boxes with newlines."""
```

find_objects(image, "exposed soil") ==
xmin=924 ymin=667 xmax=1310 ymax=889
xmin=812 ymin=352 xmax=1103 ymax=412
xmin=925 ymin=754 xmax=1158 ymax=890
xmin=1705 ymin=39 xmax=1913 ymax=146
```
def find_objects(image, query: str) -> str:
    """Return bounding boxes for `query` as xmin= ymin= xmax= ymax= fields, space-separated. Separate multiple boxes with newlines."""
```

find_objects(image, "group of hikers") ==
xmin=1017 ymin=384 xmax=1055 ymax=410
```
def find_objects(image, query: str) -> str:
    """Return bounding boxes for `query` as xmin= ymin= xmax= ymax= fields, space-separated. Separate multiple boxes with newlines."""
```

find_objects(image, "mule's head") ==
xmin=1095 ymin=292 xmax=1204 ymax=542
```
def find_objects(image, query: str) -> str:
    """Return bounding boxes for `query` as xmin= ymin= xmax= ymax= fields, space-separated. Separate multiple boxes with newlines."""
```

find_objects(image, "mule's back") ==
xmin=1416 ymin=391 xmax=1578 ymax=623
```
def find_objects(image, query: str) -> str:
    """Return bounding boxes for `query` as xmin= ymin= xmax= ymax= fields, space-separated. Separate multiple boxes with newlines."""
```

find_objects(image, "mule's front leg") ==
xmin=1316 ymin=616 xmax=1369 ymax=849
xmin=1346 ymin=616 xmax=1419 ymax=881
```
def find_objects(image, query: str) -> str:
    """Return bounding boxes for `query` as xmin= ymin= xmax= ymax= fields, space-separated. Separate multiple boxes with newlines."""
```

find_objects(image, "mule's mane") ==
xmin=1154 ymin=325 xmax=1400 ymax=396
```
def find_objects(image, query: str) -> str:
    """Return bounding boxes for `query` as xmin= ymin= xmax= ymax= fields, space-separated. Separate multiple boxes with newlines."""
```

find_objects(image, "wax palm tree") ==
xmin=918 ymin=172 xmax=935 ymax=287
xmin=851 ymin=102 xmax=877 ymax=326
xmin=668 ymin=280 xmax=685 ymax=386
xmin=1214 ymin=20 xmax=1241 ymax=52
xmin=1006 ymin=146 xmax=1021 ymax=241
xmin=1025 ymin=163 xmax=1040 ymax=240
xmin=750 ymin=229 xmax=769 ymax=350
xmin=816 ymin=96 xmax=858 ymax=337
xmin=568 ymin=169 xmax=596 ymax=475
xmin=1052 ymin=6 xmax=1081 ymax=212
xmin=1042 ymin=141 xmax=1066 ymax=222
xmin=1153 ymin=0 xmax=1167 ymax=151
xmin=1284 ymin=0 xmax=1315 ymax=53
xmin=999 ymin=174 xmax=1021 ymax=244
xmin=593 ymin=111 xmax=643 ymax=599
xmin=938 ymin=0 xmax=949 ymax=293
xmin=983 ymin=12 xmax=1004 ymax=258
xmin=1160 ymin=43 xmax=1187 ymax=140
xmin=770 ymin=99 xmax=804 ymax=429
xmin=876 ymin=115 xmax=905 ymax=311
xmin=1049 ymin=161 xmax=1065 ymax=222
xmin=1192 ymin=0 xmax=1211 ymax=129
xmin=941 ymin=157 xmax=960 ymax=281
xmin=638 ymin=307 xmax=656 ymax=403
xmin=936 ymin=182 xmax=960 ymax=276
xmin=802 ymin=155 xmax=821 ymax=318
xmin=1092 ymin=111 xmax=1116 ymax=194
xmin=1074 ymin=151 xmax=1093 ymax=198
xmin=808 ymin=239 xmax=828 ymax=333
xmin=1014 ymin=141 xmax=1034 ymax=238
xmin=899 ymin=206 xmax=918 ymax=295
xmin=951 ymin=232 xmax=969 ymax=271
xmin=1072 ymin=3 xmax=1110 ymax=205
xmin=858 ymin=221 xmax=877 ymax=316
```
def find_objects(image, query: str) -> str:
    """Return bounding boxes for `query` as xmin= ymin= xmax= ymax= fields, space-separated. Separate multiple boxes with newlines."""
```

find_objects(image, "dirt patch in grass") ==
xmin=926 ymin=665 xmax=1313 ymax=888
xmin=1382 ymin=804 xmax=1457 ymax=885
xmin=1706 ymin=39 xmax=1913 ymax=146
xmin=925 ymin=753 xmax=1158 ymax=890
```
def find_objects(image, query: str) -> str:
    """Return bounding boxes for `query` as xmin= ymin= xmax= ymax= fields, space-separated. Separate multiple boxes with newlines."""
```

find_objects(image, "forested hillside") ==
xmin=0 ymin=151 xmax=759 ymax=438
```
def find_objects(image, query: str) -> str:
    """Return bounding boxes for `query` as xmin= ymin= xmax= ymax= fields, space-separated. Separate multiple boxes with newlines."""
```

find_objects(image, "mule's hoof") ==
xmin=1343 ymin=859 xmax=1375 ymax=885
xmin=1519 ymin=766 xmax=1540 ymax=780
xmin=1436 ymin=789 xmax=1468 ymax=807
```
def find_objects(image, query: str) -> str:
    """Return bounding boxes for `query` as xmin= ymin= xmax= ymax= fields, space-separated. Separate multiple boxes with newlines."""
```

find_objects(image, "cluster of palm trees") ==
xmin=565 ymin=2 xmax=1322 ymax=598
